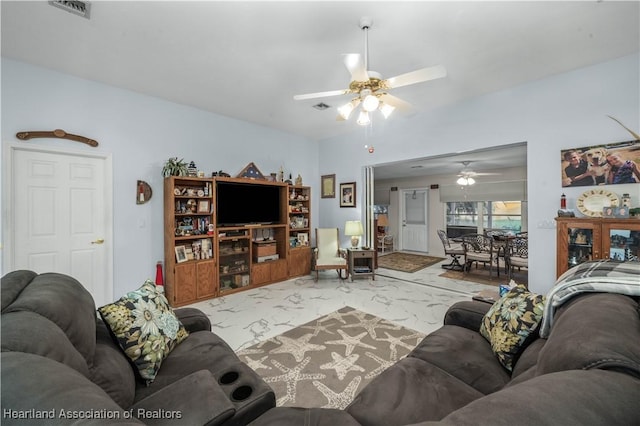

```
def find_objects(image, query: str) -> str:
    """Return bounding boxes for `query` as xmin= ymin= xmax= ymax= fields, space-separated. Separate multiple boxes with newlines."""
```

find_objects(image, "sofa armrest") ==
xmin=443 ymin=301 xmax=491 ymax=332
xmin=2 ymin=352 xmax=142 ymax=425
xmin=174 ymin=308 xmax=211 ymax=332
xmin=411 ymin=369 xmax=640 ymax=426
xmin=131 ymin=370 xmax=235 ymax=426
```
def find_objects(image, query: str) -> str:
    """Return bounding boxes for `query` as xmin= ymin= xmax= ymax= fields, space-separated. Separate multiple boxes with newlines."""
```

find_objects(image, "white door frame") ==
xmin=2 ymin=142 xmax=114 ymax=292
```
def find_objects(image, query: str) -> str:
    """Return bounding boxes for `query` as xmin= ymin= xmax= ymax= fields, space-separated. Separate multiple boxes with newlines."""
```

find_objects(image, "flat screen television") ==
xmin=216 ymin=181 xmax=282 ymax=226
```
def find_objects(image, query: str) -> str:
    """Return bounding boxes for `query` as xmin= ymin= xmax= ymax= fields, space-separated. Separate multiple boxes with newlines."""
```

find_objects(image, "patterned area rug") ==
xmin=377 ymin=252 xmax=445 ymax=273
xmin=236 ymin=306 xmax=425 ymax=409
xmin=439 ymin=266 xmax=528 ymax=287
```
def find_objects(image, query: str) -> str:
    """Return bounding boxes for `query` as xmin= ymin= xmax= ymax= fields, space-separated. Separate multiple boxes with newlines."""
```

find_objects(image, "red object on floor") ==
xmin=155 ymin=262 xmax=164 ymax=286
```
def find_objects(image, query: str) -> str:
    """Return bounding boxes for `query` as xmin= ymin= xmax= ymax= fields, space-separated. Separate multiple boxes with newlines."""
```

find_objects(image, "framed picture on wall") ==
xmin=340 ymin=182 xmax=356 ymax=208
xmin=560 ymin=140 xmax=640 ymax=187
xmin=321 ymin=174 xmax=336 ymax=198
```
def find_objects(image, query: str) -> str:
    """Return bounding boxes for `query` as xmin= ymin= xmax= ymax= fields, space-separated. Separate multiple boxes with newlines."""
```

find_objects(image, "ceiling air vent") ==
xmin=312 ymin=103 xmax=331 ymax=111
xmin=49 ymin=1 xmax=91 ymax=19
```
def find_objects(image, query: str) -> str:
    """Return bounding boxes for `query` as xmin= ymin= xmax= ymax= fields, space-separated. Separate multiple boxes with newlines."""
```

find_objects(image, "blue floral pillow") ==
xmin=98 ymin=280 xmax=188 ymax=385
xmin=480 ymin=284 xmax=545 ymax=371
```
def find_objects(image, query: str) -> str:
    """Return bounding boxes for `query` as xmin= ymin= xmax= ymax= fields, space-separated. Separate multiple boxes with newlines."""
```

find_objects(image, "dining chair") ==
xmin=462 ymin=234 xmax=499 ymax=277
xmin=506 ymin=235 xmax=528 ymax=280
xmin=312 ymin=228 xmax=348 ymax=282
xmin=437 ymin=229 xmax=465 ymax=270
xmin=377 ymin=234 xmax=394 ymax=254
xmin=486 ymin=230 xmax=510 ymax=275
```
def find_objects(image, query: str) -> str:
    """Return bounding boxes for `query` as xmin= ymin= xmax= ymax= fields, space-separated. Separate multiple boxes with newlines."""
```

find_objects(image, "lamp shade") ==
xmin=377 ymin=214 xmax=389 ymax=226
xmin=345 ymin=220 xmax=364 ymax=236
xmin=379 ymin=102 xmax=395 ymax=119
xmin=338 ymin=99 xmax=360 ymax=120
xmin=356 ymin=110 xmax=371 ymax=126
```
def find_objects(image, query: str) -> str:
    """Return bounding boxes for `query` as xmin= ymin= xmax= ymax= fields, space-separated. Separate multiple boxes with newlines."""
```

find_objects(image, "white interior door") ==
xmin=7 ymin=146 xmax=112 ymax=307
xmin=401 ymin=189 xmax=428 ymax=252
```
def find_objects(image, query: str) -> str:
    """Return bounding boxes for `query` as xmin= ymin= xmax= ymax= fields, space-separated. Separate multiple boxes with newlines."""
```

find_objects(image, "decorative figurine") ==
xmin=621 ymin=193 xmax=631 ymax=208
xmin=295 ymin=174 xmax=303 ymax=186
xmin=187 ymin=161 xmax=198 ymax=177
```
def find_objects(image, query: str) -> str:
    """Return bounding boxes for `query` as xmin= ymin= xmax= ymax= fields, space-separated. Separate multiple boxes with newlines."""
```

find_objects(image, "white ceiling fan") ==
xmin=456 ymin=161 xmax=500 ymax=185
xmin=293 ymin=17 xmax=447 ymax=125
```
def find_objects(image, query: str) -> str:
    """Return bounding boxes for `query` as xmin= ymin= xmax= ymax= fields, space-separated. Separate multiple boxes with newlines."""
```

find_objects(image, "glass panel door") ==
xmin=567 ymin=227 xmax=594 ymax=268
xmin=603 ymin=221 xmax=640 ymax=262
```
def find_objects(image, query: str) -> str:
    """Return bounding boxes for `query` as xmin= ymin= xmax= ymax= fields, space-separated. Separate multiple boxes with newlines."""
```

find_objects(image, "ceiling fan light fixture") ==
xmin=356 ymin=110 xmax=371 ymax=126
xmin=362 ymin=94 xmax=379 ymax=112
xmin=338 ymin=101 xmax=356 ymax=120
xmin=293 ymin=16 xmax=447 ymax=128
xmin=457 ymin=176 xmax=476 ymax=186
xmin=379 ymin=102 xmax=395 ymax=118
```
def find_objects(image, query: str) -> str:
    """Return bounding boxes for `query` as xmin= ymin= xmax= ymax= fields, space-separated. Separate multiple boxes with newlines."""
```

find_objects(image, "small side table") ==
xmin=347 ymin=248 xmax=375 ymax=282
xmin=472 ymin=289 xmax=499 ymax=304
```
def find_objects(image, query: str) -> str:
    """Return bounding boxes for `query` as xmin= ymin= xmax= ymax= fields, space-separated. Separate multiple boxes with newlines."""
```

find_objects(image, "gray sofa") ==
xmin=252 ymin=290 xmax=640 ymax=425
xmin=1 ymin=270 xmax=275 ymax=425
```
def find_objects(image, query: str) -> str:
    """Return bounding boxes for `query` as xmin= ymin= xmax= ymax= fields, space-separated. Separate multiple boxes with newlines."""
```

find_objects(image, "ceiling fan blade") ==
xmin=343 ymin=54 xmax=369 ymax=82
xmin=458 ymin=171 xmax=501 ymax=177
xmin=293 ymin=89 xmax=349 ymax=101
xmin=379 ymin=93 xmax=413 ymax=112
xmin=385 ymin=65 xmax=447 ymax=89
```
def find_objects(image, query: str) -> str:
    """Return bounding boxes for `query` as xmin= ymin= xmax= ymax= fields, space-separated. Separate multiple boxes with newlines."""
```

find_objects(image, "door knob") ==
xmin=91 ymin=238 xmax=105 ymax=245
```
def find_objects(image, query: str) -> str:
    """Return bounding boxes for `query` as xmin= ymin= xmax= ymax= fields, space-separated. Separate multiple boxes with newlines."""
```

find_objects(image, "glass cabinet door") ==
xmin=218 ymin=235 xmax=250 ymax=292
xmin=566 ymin=227 xmax=595 ymax=268
xmin=602 ymin=222 xmax=640 ymax=262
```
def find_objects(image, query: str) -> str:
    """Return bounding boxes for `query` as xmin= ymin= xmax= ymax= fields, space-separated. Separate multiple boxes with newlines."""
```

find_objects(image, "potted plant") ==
xmin=162 ymin=157 xmax=188 ymax=177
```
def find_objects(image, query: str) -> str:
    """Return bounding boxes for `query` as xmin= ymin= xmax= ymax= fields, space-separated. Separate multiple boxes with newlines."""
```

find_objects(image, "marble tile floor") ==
xmin=186 ymin=258 xmax=504 ymax=352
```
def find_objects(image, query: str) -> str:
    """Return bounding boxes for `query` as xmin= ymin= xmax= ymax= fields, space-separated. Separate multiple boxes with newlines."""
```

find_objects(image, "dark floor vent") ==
xmin=49 ymin=1 xmax=91 ymax=19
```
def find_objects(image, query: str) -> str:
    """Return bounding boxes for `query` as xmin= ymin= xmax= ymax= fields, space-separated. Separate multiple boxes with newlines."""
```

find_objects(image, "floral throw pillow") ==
xmin=479 ymin=284 xmax=545 ymax=371
xmin=98 ymin=280 xmax=188 ymax=385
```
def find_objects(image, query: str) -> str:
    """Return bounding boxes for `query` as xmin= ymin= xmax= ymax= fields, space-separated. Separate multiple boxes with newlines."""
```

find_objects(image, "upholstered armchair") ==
xmin=312 ymin=228 xmax=348 ymax=282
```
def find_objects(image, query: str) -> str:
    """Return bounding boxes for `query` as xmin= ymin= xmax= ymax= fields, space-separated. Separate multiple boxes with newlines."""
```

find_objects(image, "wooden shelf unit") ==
xmin=287 ymin=185 xmax=312 ymax=277
xmin=555 ymin=217 xmax=640 ymax=277
xmin=163 ymin=176 xmax=217 ymax=306
xmin=164 ymin=177 xmax=311 ymax=306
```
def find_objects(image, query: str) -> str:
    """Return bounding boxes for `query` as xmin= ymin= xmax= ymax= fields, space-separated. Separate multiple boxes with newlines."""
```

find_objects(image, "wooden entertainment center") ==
xmin=163 ymin=176 xmax=312 ymax=306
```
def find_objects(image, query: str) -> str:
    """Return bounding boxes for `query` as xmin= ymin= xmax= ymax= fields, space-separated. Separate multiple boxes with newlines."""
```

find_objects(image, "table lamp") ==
xmin=377 ymin=214 xmax=389 ymax=227
xmin=345 ymin=220 xmax=364 ymax=248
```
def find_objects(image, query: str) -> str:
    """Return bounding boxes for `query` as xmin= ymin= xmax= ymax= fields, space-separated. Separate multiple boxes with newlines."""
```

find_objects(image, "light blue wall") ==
xmin=318 ymin=53 xmax=639 ymax=294
xmin=2 ymin=54 xmax=639 ymax=297
xmin=1 ymin=58 xmax=318 ymax=298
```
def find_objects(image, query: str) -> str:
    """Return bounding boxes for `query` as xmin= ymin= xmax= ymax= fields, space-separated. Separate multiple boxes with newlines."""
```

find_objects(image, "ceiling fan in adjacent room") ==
xmin=293 ymin=17 xmax=447 ymax=126
xmin=456 ymin=161 xmax=500 ymax=186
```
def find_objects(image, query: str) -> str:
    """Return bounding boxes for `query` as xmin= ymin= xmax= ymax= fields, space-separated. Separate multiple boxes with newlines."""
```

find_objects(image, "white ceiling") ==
xmin=2 ymin=1 xmax=638 ymax=178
